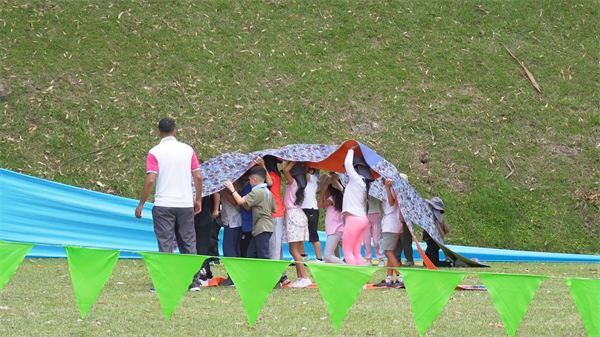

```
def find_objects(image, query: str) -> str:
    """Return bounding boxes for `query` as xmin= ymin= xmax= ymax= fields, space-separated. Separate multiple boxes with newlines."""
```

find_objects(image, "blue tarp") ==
xmin=1 ymin=168 xmax=598 ymax=263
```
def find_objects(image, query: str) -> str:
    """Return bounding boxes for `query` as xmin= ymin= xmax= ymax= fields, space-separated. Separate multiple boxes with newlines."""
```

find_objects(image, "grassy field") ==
xmin=0 ymin=1 xmax=598 ymax=252
xmin=0 ymin=259 xmax=597 ymax=336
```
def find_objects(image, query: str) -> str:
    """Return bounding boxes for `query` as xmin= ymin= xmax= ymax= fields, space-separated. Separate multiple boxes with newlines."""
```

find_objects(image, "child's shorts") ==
xmin=382 ymin=232 xmax=400 ymax=251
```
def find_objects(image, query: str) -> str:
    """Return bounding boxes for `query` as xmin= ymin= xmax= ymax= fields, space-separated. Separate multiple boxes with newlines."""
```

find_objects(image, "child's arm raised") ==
xmin=318 ymin=191 xmax=333 ymax=209
xmin=344 ymin=145 xmax=362 ymax=182
xmin=384 ymin=178 xmax=396 ymax=206
xmin=282 ymin=161 xmax=296 ymax=184
xmin=254 ymin=158 xmax=274 ymax=187
xmin=224 ymin=181 xmax=250 ymax=210
xmin=212 ymin=193 xmax=220 ymax=218
xmin=222 ymin=188 xmax=237 ymax=206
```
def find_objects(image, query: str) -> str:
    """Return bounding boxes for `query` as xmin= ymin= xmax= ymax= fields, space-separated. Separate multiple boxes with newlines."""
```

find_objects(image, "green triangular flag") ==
xmin=402 ymin=269 xmax=466 ymax=336
xmin=65 ymin=246 xmax=119 ymax=319
xmin=306 ymin=263 xmax=378 ymax=332
xmin=478 ymin=272 xmax=548 ymax=337
xmin=0 ymin=241 xmax=34 ymax=292
xmin=565 ymin=277 xmax=600 ymax=337
xmin=221 ymin=257 xmax=290 ymax=327
xmin=140 ymin=252 xmax=207 ymax=321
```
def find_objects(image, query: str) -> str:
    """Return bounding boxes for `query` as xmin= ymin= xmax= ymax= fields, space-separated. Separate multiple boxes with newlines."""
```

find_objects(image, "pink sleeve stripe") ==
xmin=146 ymin=153 xmax=159 ymax=173
xmin=191 ymin=151 xmax=200 ymax=171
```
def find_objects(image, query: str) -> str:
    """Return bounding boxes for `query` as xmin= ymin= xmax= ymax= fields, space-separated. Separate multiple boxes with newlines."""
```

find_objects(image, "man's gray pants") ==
xmin=152 ymin=206 xmax=197 ymax=254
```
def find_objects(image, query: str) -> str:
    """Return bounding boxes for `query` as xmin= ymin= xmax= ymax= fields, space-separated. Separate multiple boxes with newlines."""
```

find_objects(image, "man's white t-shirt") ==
xmin=146 ymin=136 xmax=200 ymax=208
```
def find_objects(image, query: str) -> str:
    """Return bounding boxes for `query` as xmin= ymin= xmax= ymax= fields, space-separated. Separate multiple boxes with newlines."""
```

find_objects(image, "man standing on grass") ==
xmin=135 ymin=118 xmax=203 ymax=289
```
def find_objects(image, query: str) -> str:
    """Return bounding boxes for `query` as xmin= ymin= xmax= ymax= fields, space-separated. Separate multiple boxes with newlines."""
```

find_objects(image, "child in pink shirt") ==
xmin=318 ymin=174 xmax=345 ymax=264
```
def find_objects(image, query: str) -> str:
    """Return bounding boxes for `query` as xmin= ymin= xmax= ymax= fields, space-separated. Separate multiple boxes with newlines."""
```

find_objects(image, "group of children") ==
xmin=201 ymin=147 xmax=451 ymax=289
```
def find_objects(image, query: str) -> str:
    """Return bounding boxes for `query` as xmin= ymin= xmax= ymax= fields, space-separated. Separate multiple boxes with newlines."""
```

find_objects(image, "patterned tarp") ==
xmin=199 ymin=141 xmax=442 ymax=244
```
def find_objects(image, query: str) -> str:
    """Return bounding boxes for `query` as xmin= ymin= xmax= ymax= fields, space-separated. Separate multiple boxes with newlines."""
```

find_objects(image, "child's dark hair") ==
xmin=328 ymin=185 xmax=344 ymax=212
xmin=365 ymin=180 xmax=372 ymax=212
xmin=294 ymin=185 xmax=305 ymax=206
xmin=248 ymin=166 xmax=266 ymax=181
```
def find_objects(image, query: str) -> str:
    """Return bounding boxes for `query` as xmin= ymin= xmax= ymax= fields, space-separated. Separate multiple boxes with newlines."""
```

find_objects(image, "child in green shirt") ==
xmin=225 ymin=165 xmax=277 ymax=259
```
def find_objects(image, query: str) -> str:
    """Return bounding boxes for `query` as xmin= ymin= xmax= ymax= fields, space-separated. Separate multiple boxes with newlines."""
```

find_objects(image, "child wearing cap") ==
xmin=318 ymin=173 xmax=345 ymax=264
xmin=424 ymin=197 xmax=452 ymax=267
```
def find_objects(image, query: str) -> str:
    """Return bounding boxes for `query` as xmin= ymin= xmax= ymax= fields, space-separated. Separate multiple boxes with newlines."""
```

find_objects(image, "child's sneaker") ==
xmin=289 ymin=278 xmax=303 ymax=288
xmin=377 ymin=260 xmax=385 ymax=267
xmin=374 ymin=276 xmax=393 ymax=287
xmin=396 ymin=275 xmax=404 ymax=284
xmin=199 ymin=277 xmax=211 ymax=287
xmin=389 ymin=281 xmax=403 ymax=288
xmin=188 ymin=280 xmax=201 ymax=292
xmin=280 ymin=275 xmax=291 ymax=286
xmin=297 ymin=278 xmax=312 ymax=288
xmin=365 ymin=260 xmax=373 ymax=266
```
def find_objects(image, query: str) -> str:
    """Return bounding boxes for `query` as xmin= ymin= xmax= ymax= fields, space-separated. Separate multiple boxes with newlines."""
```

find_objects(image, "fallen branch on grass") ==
xmin=504 ymin=158 xmax=516 ymax=179
xmin=501 ymin=43 xmax=542 ymax=100
xmin=57 ymin=144 xmax=115 ymax=175
xmin=176 ymin=74 xmax=197 ymax=112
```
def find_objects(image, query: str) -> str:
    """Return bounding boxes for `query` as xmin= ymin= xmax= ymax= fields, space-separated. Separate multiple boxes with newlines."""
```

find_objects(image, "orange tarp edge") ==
xmin=308 ymin=140 xmax=381 ymax=179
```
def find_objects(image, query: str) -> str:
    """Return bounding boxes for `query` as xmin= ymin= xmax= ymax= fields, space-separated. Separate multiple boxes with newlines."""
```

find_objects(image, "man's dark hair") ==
xmin=248 ymin=166 xmax=266 ymax=181
xmin=158 ymin=118 xmax=176 ymax=134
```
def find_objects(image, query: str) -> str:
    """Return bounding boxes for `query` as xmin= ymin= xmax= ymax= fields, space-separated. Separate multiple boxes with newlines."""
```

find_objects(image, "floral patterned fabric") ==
xmin=199 ymin=142 xmax=442 ymax=244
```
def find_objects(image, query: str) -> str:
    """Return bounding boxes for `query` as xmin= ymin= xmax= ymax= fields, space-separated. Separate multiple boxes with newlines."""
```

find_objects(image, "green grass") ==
xmin=0 ymin=259 xmax=597 ymax=336
xmin=0 ymin=0 xmax=599 ymax=254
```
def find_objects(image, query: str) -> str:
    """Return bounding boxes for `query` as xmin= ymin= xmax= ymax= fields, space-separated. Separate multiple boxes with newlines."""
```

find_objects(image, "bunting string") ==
xmin=1 ymin=241 xmax=597 ymax=336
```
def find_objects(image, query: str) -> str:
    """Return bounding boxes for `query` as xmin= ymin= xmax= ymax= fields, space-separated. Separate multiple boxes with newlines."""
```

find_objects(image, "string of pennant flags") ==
xmin=0 ymin=241 xmax=598 ymax=337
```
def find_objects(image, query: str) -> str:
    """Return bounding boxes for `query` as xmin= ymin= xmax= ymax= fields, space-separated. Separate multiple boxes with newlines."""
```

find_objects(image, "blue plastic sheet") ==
xmin=1 ymin=168 xmax=598 ymax=263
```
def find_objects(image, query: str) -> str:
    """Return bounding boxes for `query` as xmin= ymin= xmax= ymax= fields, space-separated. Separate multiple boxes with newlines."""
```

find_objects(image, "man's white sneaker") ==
xmin=364 ymin=260 xmax=373 ymax=266
xmin=312 ymin=259 xmax=324 ymax=263
xmin=378 ymin=260 xmax=385 ymax=267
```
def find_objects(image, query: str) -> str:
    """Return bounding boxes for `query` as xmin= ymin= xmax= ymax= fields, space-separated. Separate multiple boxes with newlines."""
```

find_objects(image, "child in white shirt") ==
xmin=374 ymin=178 xmax=404 ymax=287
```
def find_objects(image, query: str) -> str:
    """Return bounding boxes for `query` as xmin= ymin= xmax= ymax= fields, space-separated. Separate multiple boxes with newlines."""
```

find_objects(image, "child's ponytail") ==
xmin=329 ymin=185 xmax=344 ymax=212
xmin=365 ymin=180 xmax=372 ymax=213
xmin=295 ymin=186 xmax=305 ymax=206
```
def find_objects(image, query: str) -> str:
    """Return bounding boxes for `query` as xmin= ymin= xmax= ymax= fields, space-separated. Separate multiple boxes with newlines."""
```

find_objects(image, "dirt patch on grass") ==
xmin=547 ymin=144 xmax=580 ymax=158
xmin=413 ymin=147 xmax=430 ymax=177
xmin=444 ymin=83 xmax=482 ymax=104
xmin=573 ymin=189 xmax=600 ymax=211
xmin=0 ymin=80 xmax=9 ymax=101
xmin=339 ymin=101 xmax=383 ymax=134
xmin=350 ymin=122 xmax=380 ymax=133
